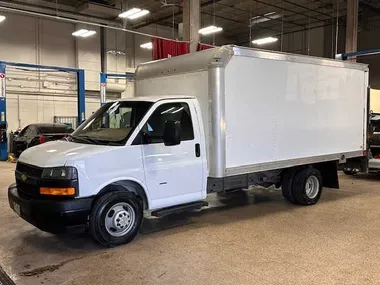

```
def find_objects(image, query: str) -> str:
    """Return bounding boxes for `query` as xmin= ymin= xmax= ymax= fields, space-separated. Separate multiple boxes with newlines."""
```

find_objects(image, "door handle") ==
xmin=195 ymin=143 xmax=200 ymax=157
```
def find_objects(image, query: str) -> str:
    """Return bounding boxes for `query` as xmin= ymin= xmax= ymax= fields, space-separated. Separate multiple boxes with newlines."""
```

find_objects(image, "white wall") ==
xmin=0 ymin=12 xmax=177 ymax=131
xmin=0 ymin=13 xmax=103 ymax=131
xmin=105 ymin=24 xmax=176 ymax=98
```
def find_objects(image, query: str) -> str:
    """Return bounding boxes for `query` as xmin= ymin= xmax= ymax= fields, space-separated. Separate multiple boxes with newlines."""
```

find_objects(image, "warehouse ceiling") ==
xmin=1 ymin=0 xmax=380 ymax=44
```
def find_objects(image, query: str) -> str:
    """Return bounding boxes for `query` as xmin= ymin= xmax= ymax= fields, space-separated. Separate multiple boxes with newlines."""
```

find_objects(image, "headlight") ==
xmin=41 ymin=167 xmax=78 ymax=179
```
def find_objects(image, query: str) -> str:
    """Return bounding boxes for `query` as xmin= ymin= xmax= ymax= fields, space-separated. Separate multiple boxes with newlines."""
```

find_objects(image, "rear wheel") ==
xmin=89 ymin=191 xmax=143 ymax=247
xmin=292 ymin=167 xmax=323 ymax=205
xmin=281 ymin=168 xmax=298 ymax=204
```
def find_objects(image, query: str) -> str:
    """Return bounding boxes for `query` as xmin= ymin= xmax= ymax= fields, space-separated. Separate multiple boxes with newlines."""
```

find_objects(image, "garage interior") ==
xmin=0 ymin=0 xmax=380 ymax=284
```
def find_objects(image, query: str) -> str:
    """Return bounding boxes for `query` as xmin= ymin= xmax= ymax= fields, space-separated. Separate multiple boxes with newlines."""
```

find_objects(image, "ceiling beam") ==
xmin=281 ymin=0 xmax=333 ymax=18
xmin=214 ymin=2 xmax=306 ymax=29
xmin=359 ymin=1 xmax=380 ymax=16
xmin=201 ymin=11 xmax=281 ymax=33
xmin=251 ymin=0 xmax=327 ymax=23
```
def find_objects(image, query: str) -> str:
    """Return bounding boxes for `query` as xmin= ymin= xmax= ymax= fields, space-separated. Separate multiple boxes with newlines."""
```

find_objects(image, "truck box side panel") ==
xmin=224 ymin=55 xmax=367 ymax=170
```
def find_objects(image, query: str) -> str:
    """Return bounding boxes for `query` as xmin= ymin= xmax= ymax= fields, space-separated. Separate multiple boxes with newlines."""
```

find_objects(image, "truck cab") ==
xmin=8 ymin=96 xmax=207 ymax=246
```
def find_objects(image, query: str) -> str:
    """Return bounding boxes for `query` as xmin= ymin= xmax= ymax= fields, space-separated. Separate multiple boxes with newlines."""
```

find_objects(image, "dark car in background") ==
xmin=13 ymin=123 xmax=73 ymax=157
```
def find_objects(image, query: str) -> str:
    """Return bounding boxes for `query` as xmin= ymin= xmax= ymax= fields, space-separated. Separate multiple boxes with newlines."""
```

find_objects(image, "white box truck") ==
xmin=8 ymin=45 xmax=369 ymax=246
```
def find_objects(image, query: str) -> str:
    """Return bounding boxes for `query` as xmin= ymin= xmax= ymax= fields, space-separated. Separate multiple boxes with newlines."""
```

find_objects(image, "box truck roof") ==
xmin=136 ymin=45 xmax=368 ymax=80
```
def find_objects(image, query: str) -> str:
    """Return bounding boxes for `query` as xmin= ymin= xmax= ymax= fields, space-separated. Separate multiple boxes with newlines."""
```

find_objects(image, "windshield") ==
xmin=72 ymin=101 xmax=152 ymax=145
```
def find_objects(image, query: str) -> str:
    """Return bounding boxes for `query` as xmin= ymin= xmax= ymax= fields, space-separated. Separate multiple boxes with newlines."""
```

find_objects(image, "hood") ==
xmin=18 ymin=140 xmax=113 ymax=167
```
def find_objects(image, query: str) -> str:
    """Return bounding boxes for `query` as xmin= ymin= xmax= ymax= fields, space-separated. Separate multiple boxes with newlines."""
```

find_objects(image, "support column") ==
xmin=183 ymin=0 xmax=200 ymax=53
xmin=345 ymin=0 xmax=359 ymax=59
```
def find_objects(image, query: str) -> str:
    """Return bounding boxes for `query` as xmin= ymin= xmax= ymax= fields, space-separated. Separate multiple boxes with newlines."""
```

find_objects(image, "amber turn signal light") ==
xmin=40 ymin=187 xmax=75 ymax=196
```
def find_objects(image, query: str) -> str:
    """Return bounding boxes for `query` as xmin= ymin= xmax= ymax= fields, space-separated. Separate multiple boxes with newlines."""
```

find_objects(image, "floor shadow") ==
xmin=140 ymin=186 xmax=357 ymax=235
xmin=347 ymin=172 xmax=380 ymax=181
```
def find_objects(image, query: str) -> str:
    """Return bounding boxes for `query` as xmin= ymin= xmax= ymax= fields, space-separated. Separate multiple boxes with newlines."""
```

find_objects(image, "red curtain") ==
xmin=152 ymin=38 xmax=190 ymax=60
xmin=198 ymin=43 xmax=215 ymax=51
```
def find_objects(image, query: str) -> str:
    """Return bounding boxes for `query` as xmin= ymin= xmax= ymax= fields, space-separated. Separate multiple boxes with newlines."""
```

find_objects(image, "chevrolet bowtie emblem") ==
xmin=21 ymin=174 xmax=27 ymax=182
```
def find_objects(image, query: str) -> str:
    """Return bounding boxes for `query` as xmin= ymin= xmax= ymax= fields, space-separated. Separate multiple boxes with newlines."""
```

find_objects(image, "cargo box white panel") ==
xmin=135 ymin=71 xmax=210 ymax=154
xmin=224 ymin=56 xmax=366 ymax=169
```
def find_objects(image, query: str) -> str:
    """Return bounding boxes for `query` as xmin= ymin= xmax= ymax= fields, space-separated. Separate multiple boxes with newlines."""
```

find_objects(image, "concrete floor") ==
xmin=1 ymin=162 xmax=380 ymax=284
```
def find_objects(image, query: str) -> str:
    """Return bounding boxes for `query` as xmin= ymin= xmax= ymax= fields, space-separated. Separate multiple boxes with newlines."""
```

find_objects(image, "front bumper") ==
xmin=8 ymin=183 xmax=93 ymax=233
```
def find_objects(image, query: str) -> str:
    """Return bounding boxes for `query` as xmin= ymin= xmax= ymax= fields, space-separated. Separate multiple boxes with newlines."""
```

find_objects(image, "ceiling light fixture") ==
xmin=107 ymin=50 xmax=127 ymax=55
xmin=252 ymin=37 xmax=278 ymax=45
xmin=199 ymin=25 xmax=223 ymax=35
xmin=140 ymin=42 xmax=153 ymax=49
xmin=118 ymin=8 xmax=150 ymax=19
xmin=250 ymin=12 xmax=281 ymax=26
xmin=0 ymin=15 xmax=6 ymax=23
xmin=72 ymin=29 xmax=97 ymax=38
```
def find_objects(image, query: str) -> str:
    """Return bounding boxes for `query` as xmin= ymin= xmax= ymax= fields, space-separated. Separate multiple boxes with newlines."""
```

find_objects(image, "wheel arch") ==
xmin=97 ymin=179 xmax=150 ymax=210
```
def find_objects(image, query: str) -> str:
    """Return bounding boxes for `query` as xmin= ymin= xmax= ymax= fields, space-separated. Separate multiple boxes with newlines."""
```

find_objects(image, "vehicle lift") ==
xmin=0 ymin=61 xmax=86 ymax=161
xmin=100 ymin=72 xmax=134 ymax=105
xmin=336 ymin=49 xmax=380 ymax=60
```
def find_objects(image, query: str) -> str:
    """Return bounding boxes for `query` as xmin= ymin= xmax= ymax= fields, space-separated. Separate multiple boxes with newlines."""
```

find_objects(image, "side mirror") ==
xmin=163 ymin=120 xmax=181 ymax=146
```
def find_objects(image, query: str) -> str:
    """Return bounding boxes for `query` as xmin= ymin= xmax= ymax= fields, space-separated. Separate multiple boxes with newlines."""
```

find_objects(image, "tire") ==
xmin=281 ymin=168 xmax=298 ymax=204
xmin=292 ymin=167 xmax=323 ymax=206
xmin=343 ymin=168 xmax=358 ymax=175
xmin=89 ymin=191 xmax=143 ymax=247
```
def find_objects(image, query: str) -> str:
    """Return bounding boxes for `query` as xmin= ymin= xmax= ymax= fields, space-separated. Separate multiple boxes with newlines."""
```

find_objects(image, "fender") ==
xmin=96 ymin=178 xmax=151 ymax=209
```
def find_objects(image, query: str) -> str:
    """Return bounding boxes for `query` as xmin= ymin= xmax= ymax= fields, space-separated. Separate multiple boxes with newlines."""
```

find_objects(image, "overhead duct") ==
xmin=77 ymin=1 xmax=120 ymax=18
xmin=0 ymin=0 xmax=119 ymax=26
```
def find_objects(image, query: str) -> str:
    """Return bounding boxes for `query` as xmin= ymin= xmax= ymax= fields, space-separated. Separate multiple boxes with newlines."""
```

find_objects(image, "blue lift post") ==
xmin=100 ymin=72 xmax=134 ymax=105
xmin=337 ymin=49 xmax=380 ymax=60
xmin=0 ymin=61 xmax=86 ymax=161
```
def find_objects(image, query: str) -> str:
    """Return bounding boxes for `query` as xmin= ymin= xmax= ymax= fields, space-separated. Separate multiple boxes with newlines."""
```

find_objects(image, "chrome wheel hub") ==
xmin=305 ymin=175 xmax=319 ymax=199
xmin=105 ymin=202 xmax=135 ymax=237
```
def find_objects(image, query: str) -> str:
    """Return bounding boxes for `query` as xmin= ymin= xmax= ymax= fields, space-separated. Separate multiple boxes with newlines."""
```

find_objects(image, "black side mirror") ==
xmin=163 ymin=120 xmax=181 ymax=146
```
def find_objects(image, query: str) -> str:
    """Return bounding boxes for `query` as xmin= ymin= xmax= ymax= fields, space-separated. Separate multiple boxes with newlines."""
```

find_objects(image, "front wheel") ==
xmin=89 ymin=191 xmax=143 ymax=246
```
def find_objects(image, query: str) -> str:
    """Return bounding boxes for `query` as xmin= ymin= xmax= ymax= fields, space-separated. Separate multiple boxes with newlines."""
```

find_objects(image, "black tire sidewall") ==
xmin=282 ymin=168 xmax=298 ymax=204
xmin=90 ymin=191 xmax=143 ymax=246
xmin=293 ymin=168 xmax=323 ymax=205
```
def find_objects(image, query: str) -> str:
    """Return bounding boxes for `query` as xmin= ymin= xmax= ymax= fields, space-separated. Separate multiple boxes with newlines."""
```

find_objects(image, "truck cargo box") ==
xmin=135 ymin=45 xmax=369 ymax=178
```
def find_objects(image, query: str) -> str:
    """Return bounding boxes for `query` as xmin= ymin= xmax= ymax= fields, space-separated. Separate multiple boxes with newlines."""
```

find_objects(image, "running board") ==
xmin=151 ymin=201 xmax=208 ymax=218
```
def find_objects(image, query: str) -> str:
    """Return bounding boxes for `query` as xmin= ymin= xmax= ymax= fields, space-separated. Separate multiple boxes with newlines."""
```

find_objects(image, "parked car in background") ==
xmin=13 ymin=123 xmax=73 ymax=157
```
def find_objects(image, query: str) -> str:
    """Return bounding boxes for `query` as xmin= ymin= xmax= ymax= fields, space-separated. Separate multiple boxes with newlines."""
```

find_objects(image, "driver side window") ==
xmin=141 ymin=102 xmax=194 ymax=144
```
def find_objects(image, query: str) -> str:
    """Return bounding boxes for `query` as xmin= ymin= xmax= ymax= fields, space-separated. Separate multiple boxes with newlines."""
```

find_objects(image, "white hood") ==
xmin=18 ymin=140 xmax=112 ymax=167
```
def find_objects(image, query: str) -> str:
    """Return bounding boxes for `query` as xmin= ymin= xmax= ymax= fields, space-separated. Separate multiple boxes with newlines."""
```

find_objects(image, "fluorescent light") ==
xmin=199 ymin=25 xmax=223 ymax=35
xmin=140 ymin=42 xmax=152 ymax=49
xmin=250 ymin=12 xmax=281 ymax=26
xmin=0 ymin=16 xmax=6 ymax=23
xmin=72 ymin=29 xmax=96 ymax=38
xmin=72 ymin=29 xmax=88 ymax=36
xmin=118 ymin=8 xmax=150 ymax=19
xmin=81 ymin=30 xmax=96 ymax=37
xmin=252 ymin=37 xmax=278 ymax=45
xmin=118 ymin=8 xmax=141 ymax=18
xmin=107 ymin=50 xmax=126 ymax=55
xmin=128 ymin=9 xmax=149 ymax=19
